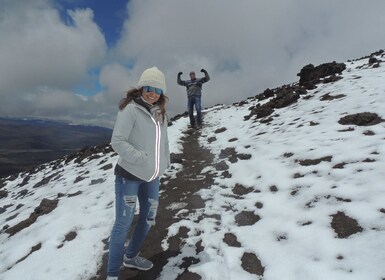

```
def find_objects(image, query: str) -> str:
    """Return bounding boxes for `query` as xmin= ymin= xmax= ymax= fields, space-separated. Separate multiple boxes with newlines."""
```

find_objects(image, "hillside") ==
xmin=0 ymin=50 xmax=384 ymax=280
xmin=0 ymin=118 xmax=112 ymax=178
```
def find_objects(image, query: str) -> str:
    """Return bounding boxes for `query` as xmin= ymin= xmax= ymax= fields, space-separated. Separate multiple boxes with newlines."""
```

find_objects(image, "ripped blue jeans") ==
xmin=107 ymin=176 xmax=159 ymax=277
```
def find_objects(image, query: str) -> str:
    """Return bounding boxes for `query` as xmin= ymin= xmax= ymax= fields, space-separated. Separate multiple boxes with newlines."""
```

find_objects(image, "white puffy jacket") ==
xmin=111 ymin=100 xmax=170 ymax=182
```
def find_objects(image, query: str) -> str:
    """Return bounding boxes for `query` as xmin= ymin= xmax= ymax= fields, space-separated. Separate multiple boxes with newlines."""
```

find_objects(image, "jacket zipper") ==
xmin=149 ymin=116 xmax=161 ymax=181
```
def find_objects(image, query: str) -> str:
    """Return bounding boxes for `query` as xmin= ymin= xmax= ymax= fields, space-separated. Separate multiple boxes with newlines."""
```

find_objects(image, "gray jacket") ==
xmin=177 ymin=71 xmax=210 ymax=97
xmin=111 ymin=100 xmax=170 ymax=182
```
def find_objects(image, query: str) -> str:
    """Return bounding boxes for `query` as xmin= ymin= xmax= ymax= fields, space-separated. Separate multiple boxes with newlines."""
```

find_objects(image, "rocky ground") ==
xmin=93 ymin=120 xmax=365 ymax=279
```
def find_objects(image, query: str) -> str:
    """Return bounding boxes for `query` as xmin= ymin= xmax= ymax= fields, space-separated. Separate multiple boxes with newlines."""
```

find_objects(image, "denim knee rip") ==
xmin=147 ymin=198 xmax=158 ymax=226
xmin=123 ymin=195 xmax=136 ymax=217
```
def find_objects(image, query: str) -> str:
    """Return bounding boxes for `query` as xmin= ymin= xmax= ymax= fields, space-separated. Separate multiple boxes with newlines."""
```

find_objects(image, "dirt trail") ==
xmin=94 ymin=127 xmax=215 ymax=280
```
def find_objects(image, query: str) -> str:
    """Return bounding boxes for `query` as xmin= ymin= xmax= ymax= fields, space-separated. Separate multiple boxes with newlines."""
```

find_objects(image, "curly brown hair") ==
xmin=118 ymin=87 xmax=168 ymax=120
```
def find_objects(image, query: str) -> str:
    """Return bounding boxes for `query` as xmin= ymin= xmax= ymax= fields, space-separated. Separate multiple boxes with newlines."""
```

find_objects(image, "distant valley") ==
xmin=0 ymin=118 xmax=112 ymax=177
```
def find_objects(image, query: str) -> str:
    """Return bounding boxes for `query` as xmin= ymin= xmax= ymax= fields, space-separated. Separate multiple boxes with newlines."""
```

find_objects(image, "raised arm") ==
xmin=177 ymin=72 xmax=187 ymax=86
xmin=200 ymin=69 xmax=210 ymax=83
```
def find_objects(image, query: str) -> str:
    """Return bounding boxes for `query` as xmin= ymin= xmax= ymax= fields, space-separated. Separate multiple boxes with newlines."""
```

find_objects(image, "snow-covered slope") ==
xmin=0 ymin=51 xmax=385 ymax=280
xmin=172 ymin=53 xmax=385 ymax=280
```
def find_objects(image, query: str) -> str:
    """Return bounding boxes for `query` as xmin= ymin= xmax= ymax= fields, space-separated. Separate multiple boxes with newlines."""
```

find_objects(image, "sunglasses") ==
xmin=143 ymin=86 xmax=163 ymax=95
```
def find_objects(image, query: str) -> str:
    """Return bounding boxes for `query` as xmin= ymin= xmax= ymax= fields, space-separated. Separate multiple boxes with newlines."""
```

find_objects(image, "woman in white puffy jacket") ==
xmin=107 ymin=67 xmax=170 ymax=279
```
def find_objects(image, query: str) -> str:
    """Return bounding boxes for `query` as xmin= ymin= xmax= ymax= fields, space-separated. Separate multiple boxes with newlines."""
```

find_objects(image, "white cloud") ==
xmin=0 ymin=0 xmax=107 ymax=122
xmin=99 ymin=63 xmax=133 ymax=99
xmin=0 ymin=0 xmax=384 ymax=127
xmin=114 ymin=0 xmax=385 ymax=118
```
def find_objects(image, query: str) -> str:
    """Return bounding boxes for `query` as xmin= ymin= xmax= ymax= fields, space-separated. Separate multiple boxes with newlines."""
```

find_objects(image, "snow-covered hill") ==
xmin=1 ymin=50 xmax=384 ymax=280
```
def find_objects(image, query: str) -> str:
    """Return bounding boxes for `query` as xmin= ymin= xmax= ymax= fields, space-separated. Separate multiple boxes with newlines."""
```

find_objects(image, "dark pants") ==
xmin=187 ymin=95 xmax=202 ymax=126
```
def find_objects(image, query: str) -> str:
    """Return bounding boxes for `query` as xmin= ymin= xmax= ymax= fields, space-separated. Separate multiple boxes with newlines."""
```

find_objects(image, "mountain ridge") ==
xmin=0 ymin=49 xmax=384 ymax=280
xmin=0 ymin=118 xmax=112 ymax=178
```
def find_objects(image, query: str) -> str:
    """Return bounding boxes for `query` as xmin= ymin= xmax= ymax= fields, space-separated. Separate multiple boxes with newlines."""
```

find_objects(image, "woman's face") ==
xmin=142 ymin=86 xmax=162 ymax=104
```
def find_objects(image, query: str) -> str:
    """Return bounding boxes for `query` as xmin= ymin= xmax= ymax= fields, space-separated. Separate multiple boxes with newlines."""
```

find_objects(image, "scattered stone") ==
xmin=338 ymin=112 xmax=384 ymax=126
xmin=0 ymin=190 xmax=8 ymax=199
xmin=235 ymin=211 xmax=261 ymax=226
xmin=90 ymin=178 xmax=105 ymax=185
xmin=16 ymin=189 xmax=28 ymax=198
xmin=99 ymin=163 xmax=113 ymax=171
xmin=363 ymin=130 xmax=375 ymax=136
xmin=297 ymin=156 xmax=332 ymax=166
xmin=223 ymin=233 xmax=242 ymax=247
xmin=221 ymin=171 xmax=232 ymax=178
xmin=232 ymin=184 xmax=254 ymax=196
xmin=334 ymin=196 xmax=352 ymax=203
xmin=255 ymin=202 xmax=263 ymax=209
xmin=320 ymin=93 xmax=346 ymax=101
xmin=6 ymin=213 xmax=18 ymax=222
xmin=291 ymin=187 xmax=301 ymax=196
xmin=34 ymin=198 xmax=59 ymax=215
xmin=330 ymin=211 xmax=363 ymax=238
xmin=214 ymin=127 xmax=227 ymax=134
xmin=67 ymin=191 xmax=82 ymax=197
xmin=272 ymin=90 xmax=300 ymax=109
xmin=215 ymin=160 xmax=229 ymax=171
xmin=241 ymin=252 xmax=265 ymax=276
xmin=168 ymin=111 xmax=189 ymax=124
xmin=65 ymin=144 xmax=113 ymax=164
xmin=228 ymin=138 xmax=238 ymax=142
xmin=246 ymin=84 xmax=306 ymax=122
xmin=246 ymin=104 xmax=274 ymax=120
xmin=309 ymin=121 xmax=319 ymax=126
xmin=260 ymin=117 xmax=274 ymax=123
xmin=369 ymin=56 xmax=379 ymax=64
xmin=15 ymin=204 xmax=24 ymax=210
xmin=262 ymin=88 xmax=275 ymax=98
xmin=322 ymin=75 xmax=343 ymax=84
xmin=15 ymin=243 xmax=42 ymax=265
xmin=5 ymin=198 xmax=59 ymax=236
xmin=277 ymin=234 xmax=287 ymax=241
xmin=238 ymin=153 xmax=252 ymax=160
xmin=33 ymin=173 xmax=59 ymax=189
xmin=219 ymin=148 xmax=236 ymax=159
xmin=338 ymin=127 xmax=355 ymax=132
xmin=207 ymin=136 xmax=217 ymax=143
xmin=65 ymin=231 xmax=77 ymax=241
xmin=74 ymin=176 xmax=86 ymax=183
xmin=283 ymin=152 xmax=294 ymax=158
xmin=57 ymin=192 xmax=66 ymax=198
xmin=19 ymin=176 xmax=31 ymax=188
xmin=297 ymin=62 xmax=346 ymax=89
xmin=293 ymin=173 xmax=304 ymax=178
xmin=237 ymin=100 xmax=249 ymax=106
xmin=270 ymin=185 xmax=278 ymax=192
xmin=333 ymin=162 xmax=347 ymax=169
xmin=195 ymin=240 xmax=204 ymax=254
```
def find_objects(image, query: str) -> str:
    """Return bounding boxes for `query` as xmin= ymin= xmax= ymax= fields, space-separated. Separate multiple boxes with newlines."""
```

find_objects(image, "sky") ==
xmin=1 ymin=53 xmax=385 ymax=279
xmin=0 ymin=0 xmax=385 ymax=128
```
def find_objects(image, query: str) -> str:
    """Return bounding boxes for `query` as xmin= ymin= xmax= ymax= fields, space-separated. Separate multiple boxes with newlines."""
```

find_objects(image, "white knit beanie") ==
xmin=137 ymin=66 xmax=166 ymax=93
